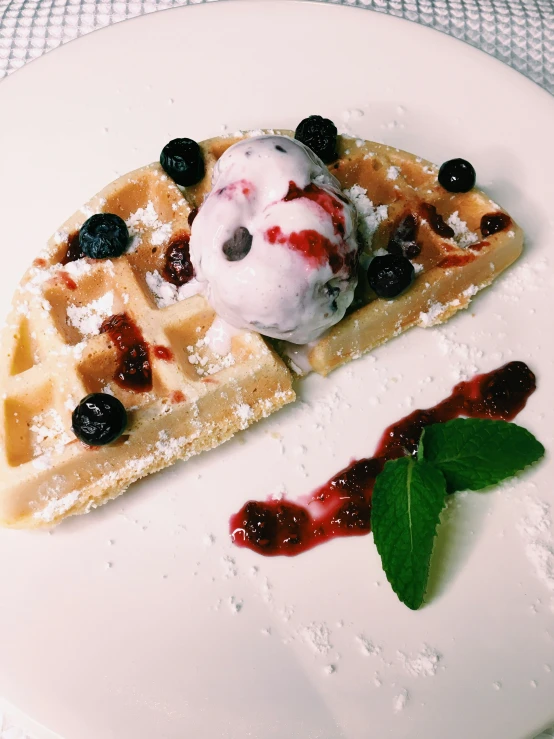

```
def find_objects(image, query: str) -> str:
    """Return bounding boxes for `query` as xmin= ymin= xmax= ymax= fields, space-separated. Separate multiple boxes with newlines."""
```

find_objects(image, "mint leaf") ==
xmin=372 ymin=457 xmax=447 ymax=610
xmin=421 ymin=418 xmax=545 ymax=492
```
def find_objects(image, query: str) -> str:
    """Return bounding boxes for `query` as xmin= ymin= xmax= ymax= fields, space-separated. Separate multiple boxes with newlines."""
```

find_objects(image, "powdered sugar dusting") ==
xmin=357 ymin=635 xmax=382 ymax=657
xmin=235 ymin=403 xmax=254 ymax=428
xmin=497 ymin=258 xmax=550 ymax=303
xmin=299 ymin=622 xmax=332 ymax=654
xmin=203 ymin=317 xmax=242 ymax=356
xmin=344 ymin=184 xmax=388 ymax=250
xmin=66 ymin=291 xmax=114 ymax=336
xmin=418 ymin=285 xmax=480 ymax=330
xmin=30 ymin=409 xmax=71 ymax=461
xmin=446 ymin=211 xmax=479 ymax=248
xmin=397 ymin=645 xmax=441 ymax=676
xmin=34 ymin=489 xmax=81 ymax=523
xmin=518 ymin=498 xmax=554 ymax=600
xmin=64 ymin=259 xmax=93 ymax=280
xmin=393 ymin=689 xmax=409 ymax=712
xmin=126 ymin=201 xmax=173 ymax=251
xmin=146 ymin=270 xmax=203 ymax=308
xmin=418 ymin=301 xmax=449 ymax=327
xmin=187 ymin=333 xmax=236 ymax=377
xmin=435 ymin=325 xmax=485 ymax=381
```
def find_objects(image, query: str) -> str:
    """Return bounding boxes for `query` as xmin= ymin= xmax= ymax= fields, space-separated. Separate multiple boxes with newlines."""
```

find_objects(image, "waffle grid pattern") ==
xmin=0 ymin=160 xmax=294 ymax=528
xmin=0 ymin=0 xmax=552 ymax=93
xmin=302 ymin=137 xmax=524 ymax=375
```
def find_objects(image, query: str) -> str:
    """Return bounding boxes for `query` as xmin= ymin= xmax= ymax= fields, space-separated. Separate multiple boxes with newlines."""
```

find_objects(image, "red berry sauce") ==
xmin=468 ymin=240 xmax=490 ymax=252
xmin=62 ymin=232 xmax=85 ymax=265
xmin=263 ymin=180 xmax=355 ymax=276
xmin=265 ymin=225 xmax=351 ymax=275
xmin=284 ymin=181 xmax=346 ymax=237
xmin=216 ymin=179 xmax=254 ymax=199
xmin=163 ymin=232 xmax=195 ymax=287
xmin=59 ymin=272 xmax=78 ymax=290
xmin=154 ymin=345 xmax=173 ymax=361
xmin=230 ymin=361 xmax=536 ymax=557
xmin=481 ymin=213 xmax=511 ymax=237
xmin=100 ymin=313 xmax=153 ymax=392
xmin=438 ymin=253 xmax=476 ymax=269
xmin=420 ymin=204 xmax=455 ymax=238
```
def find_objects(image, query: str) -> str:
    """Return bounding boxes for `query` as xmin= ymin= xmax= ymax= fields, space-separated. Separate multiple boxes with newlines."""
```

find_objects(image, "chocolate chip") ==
xmin=324 ymin=283 xmax=341 ymax=311
xmin=222 ymin=226 xmax=253 ymax=261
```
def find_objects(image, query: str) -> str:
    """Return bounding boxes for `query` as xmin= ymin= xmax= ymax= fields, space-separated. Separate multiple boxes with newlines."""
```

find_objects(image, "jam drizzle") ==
xmin=216 ymin=179 xmax=254 ymax=199
xmin=265 ymin=225 xmax=352 ymax=275
xmin=154 ymin=345 xmax=173 ymax=361
xmin=59 ymin=272 xmax=77 ymax=290
xmin=62 ymin=232 xmax=85 ymax=265
xmin=163 ymin=232 xmax=195 ymax=287
xmin=230 ymin=361 xmax=536 ymax=557
xmin=284 ymin=181 xmax=346 ymax=237
xmin=420 ymin=204 xmax=455 ymax=238
xmin=438 ymin=252 xmax=476 ymax=269
xmin=100 ymin=313 xmax=153 ymax=392
xmin=481 ymin=212 xmax=511 ymax=237
xmin=387 ymin=214 xmax=421 ymax=258
xmin=264 ymin=180 xmax=356 ymax=275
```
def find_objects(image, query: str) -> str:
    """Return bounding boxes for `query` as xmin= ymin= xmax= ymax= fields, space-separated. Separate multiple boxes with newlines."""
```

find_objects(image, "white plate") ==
xmin=1 ymin=2 xmax=554 ymax=738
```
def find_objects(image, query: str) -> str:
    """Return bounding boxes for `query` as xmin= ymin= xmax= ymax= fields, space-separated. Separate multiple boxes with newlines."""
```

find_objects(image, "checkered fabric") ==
xmin=0 ymin=0 xmax=553 ymax=92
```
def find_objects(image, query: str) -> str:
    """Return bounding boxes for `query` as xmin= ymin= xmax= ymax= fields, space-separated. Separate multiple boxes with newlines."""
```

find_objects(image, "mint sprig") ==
xmin=372 ymin=458 xmax=446 ymax=610
xmin=419 ymin=418 xmax=545 ymax=492
xmin=372 ymin=418 xmax=545 ymax=610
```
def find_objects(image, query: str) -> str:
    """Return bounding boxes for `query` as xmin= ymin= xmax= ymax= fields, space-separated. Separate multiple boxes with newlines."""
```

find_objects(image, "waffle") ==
xmin=0 ymin=164 xmax=294 ymax=528
xmin=0 ymin=130 xmax=522 ymax=528
xmin=190 ymin=132 xmax=523 ymax=375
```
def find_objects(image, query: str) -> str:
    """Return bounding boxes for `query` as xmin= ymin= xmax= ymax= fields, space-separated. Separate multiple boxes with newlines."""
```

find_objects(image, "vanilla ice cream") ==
xmin=189 ymin=135 xmax=359 ymax=344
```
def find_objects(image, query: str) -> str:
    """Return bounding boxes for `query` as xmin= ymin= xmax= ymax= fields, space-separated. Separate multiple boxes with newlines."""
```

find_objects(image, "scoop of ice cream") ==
xmin=189 ymin=135 xmax=358 ymax=344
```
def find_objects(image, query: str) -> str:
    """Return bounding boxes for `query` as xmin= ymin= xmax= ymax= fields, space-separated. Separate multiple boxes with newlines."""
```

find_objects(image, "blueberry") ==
xmin=72 ymin=393 xmax=127 ymax=446
xmin=295 ymin=115 xmax=338 ymax=164
xmin=79 ymin=214 xmax=129 ymax=259
xmin=367 ymin=254 xmax=415 ymax=298
xmin=160 ymin=138 xmax=205 ymax=187
xmin=438 ymin=158 xmax=476 ymax=193
xmin=222 ymin=226 xmax=253 ymax=261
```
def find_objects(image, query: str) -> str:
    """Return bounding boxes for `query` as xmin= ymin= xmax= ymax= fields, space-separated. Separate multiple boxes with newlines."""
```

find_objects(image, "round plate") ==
xmin=1 ymin=2 xmax=553 ymax=738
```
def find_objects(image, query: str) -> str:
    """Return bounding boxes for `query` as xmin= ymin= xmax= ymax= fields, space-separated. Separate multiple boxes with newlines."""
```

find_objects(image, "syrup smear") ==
xmin=230 ymin=362 xmax=536 ymax=556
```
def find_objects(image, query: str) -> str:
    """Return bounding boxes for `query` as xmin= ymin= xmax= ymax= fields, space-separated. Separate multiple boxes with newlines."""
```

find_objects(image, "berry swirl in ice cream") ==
xmin=189 ymin=135 xmax=359 ymax=344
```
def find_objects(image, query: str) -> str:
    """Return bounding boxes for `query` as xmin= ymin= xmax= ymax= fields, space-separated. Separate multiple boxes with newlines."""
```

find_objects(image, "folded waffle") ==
xmin=0 ymin=165 xmax=295 ymax=528
xmin=0 ymin=131 xmax=522 ymax=527
xmin=192 ymin=132 xmax=523 ymax=375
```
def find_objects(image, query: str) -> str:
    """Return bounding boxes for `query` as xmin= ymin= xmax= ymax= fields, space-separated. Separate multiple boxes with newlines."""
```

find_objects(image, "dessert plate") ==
xmin=0 ymin=1 xmax=553 ymax=737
